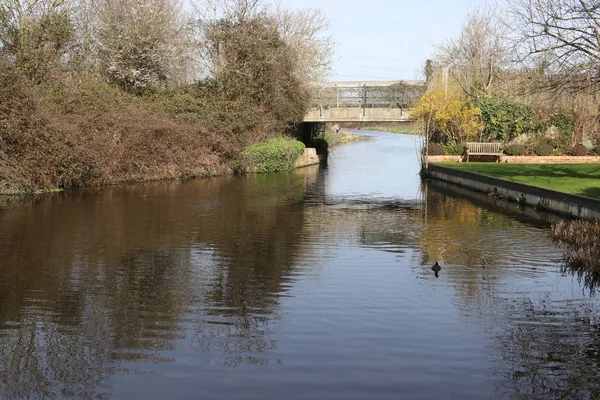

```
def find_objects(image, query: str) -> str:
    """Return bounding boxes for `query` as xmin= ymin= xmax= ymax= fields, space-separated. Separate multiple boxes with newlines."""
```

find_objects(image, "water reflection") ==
xmin=418 ymin=183 xmax=600 ymax=399
xmin=493 ymin=296 xmax=600 ymax=399
xmin=0 ymin=169 xmax=319 ymax=398
xmin=1 ymin=133 xmax=600 ymax=399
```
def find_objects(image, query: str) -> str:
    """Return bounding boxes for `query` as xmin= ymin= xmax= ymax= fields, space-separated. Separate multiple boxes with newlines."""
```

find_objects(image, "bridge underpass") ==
xmin=296 ymin=80 xmax=425 ymax=154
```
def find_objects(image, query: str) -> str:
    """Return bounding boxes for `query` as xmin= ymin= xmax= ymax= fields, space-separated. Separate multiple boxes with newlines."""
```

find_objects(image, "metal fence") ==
xmin=308 ymin=82 xmax=425 ymax=110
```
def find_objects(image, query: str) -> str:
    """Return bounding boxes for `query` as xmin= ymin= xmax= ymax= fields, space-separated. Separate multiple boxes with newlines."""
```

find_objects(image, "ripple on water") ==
xmin=1 ymin=132 xmax=600 ymax=399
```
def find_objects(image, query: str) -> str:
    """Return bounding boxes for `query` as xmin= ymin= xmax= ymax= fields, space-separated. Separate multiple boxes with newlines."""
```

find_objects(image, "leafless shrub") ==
xmin=272 ymin=5 xmax=335 ymax=82
xmin=436 ymin=5 xmax=508 ymax=100
xmin=0 ymin=0 xmax=75 ymax=82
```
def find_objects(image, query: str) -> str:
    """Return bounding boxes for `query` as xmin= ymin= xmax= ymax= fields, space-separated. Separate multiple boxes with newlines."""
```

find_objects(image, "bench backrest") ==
xmin=466 ymin=142 xmax=502 ymax=154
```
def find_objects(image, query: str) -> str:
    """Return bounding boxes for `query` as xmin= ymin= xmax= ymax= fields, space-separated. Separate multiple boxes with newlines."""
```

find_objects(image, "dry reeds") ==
xmin=552 ymin=219 xmax=600 ymax=292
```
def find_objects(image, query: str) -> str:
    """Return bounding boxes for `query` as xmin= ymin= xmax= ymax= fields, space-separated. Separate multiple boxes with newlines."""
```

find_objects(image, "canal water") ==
xmin=1 ymin=131 xmax=600 ymax=399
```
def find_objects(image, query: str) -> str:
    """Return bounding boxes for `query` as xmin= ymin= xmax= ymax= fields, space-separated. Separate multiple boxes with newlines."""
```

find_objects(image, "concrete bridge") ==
xmin=304 ymin=80 xmax=424 ymax=123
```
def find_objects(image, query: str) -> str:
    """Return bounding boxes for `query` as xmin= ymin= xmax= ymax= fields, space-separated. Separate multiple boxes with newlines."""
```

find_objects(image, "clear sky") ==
xmin=276 ymin=0 xmax=487 ymax=82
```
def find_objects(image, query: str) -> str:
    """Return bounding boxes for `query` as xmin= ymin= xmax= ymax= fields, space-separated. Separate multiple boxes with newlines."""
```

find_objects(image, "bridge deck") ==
xmin=306 ymin=80 xmax=424 ymax=122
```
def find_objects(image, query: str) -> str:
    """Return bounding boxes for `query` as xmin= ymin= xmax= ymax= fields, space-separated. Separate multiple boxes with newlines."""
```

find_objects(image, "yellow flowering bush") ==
xmin=411 ymin=75 xmax=481 ymax=144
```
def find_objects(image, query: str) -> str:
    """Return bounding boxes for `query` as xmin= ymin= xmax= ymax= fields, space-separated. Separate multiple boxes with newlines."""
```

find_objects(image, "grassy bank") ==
xmin=360 ymin=122 xmax=419 ymax=134
xmin=437 ymin=162 xmax=600 ymax=199
xmin=244 ymin=137 xmax=305 ymax=173
xmin=323 ymin=130 xmax=361 ymax=146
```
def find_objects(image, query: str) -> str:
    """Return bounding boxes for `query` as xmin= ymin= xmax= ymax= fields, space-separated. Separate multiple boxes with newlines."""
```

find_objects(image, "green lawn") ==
xmin=361 ymin=123 xmax=419 ymax=134
xmin=437 ymin=162 xmax=600 ymax=199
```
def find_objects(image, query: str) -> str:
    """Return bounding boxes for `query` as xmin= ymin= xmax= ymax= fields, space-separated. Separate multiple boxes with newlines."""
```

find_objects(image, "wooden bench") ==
xmin=465 ymin=142 xmax=503 ymax=162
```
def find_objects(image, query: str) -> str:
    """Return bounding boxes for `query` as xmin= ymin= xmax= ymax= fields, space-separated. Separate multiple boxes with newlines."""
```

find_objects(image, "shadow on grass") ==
xmin=581 ymin=187 xmax=600 ymax=199
xmin=470 ymin=164 xmax=600 ymax=181
xmin=442 ymin=164 xmax=600 ymax=197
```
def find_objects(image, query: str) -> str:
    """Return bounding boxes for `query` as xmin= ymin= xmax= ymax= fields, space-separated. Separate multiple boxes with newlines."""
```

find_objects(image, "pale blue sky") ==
xmin=277 ymin=0 xmax=487 ymax=82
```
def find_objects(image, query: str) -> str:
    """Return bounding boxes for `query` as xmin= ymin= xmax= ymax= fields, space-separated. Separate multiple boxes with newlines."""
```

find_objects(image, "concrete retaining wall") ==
xmin=428 ymin=164 xmax=600 ymax=220
xmin=294 ymin=148 xmax=322 ymax=168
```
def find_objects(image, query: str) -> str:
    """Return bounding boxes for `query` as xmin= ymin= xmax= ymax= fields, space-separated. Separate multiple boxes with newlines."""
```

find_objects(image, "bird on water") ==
xmin=431 ymin=262 xmax=441 ymax=277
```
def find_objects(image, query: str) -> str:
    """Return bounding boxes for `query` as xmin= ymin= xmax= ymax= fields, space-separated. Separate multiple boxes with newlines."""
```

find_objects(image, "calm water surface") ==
xmin=2 ymin=131 xmax=600 ymax=399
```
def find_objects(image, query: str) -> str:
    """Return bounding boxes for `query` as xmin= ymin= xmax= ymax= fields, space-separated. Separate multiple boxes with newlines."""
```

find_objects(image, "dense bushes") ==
xmin=532 ymin=143 xmax=553 ymax=156
xmin=426 ymin=144 xmax=444 ymax=155
xmin=417 ymin=92 xmax=579 ymax=155
xmin=0 ymin=62 xmax=306 ymax=193
xmin=479 ymin=96 xmax=535 ymax=142
xmin=568 ymin=144 xmax=589 ymax=156
xmin=0 ymin=63 xmax=225 ymax=194
xmin=244 ymin=137 xmax=305 ymax=174
xmin=0 ymin=1 xmax=327 ymax=193
xmin=503 ymin=144 xmax=526 ymax=156
xmin=443 ymin=143 xmax=466 ymax=155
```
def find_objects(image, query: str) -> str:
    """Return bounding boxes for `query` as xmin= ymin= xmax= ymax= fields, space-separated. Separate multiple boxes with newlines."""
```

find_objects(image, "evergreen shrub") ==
xmin=244 ymin=137 xmax=305 ymax=173
xmin=427 ymin=143 xmax=444 ymax=156
xmin=533 ymin=143 xmax=553 ymax=156
xmin=443 ymin=144 xmax=466 ymax=155
xmin=503 ymin=144 xmax=526 ymax=156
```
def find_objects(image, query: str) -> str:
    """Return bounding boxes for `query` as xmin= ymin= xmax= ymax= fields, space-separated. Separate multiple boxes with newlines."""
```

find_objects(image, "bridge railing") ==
xmin=308 ymin=82 xmax=425 ymax=110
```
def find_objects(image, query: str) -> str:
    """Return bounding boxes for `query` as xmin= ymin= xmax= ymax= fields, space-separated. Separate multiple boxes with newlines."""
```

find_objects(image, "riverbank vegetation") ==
xmin=439 ymin=163 xmax=600 ymax=199
xmin=323 ymin=130 xmax=360 ymax=146
xmin=413 ymin=2 xmax=600 ymax=159
xmin=552 ymin=219 xmax=600 ymax=293
xmin=244 ymin=137 xmax=305 ymax=174
xmin=360 ymin=122 xmax=420 ymax=134
xmin=0 ymin=0 xmax=334 ymax=194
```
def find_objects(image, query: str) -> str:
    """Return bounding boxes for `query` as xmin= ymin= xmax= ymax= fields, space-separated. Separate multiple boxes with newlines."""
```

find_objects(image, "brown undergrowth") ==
xmin=0 ymin=62 xmax=286 ymax=194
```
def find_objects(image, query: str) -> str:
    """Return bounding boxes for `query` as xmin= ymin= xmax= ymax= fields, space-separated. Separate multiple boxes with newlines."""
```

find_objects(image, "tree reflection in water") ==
xmin=2 ymin=165 xmax=600 ymax=399
xmin=493 ymin=295 xmax=600 ymax=399
xmin=0 ymin=169 xmax=318 ymax=398
xmin=348 ymin=181 xmax=600 ymax=399
xmin=418 ymin=183 xmax=600 ymax=399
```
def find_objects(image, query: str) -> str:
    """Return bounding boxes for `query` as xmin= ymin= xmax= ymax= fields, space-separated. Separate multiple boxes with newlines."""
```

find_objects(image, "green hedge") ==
xmin=244 ymin=137 xmax=305 ymax=174
xmin=478 ymin=96 xmax=536 ymax=142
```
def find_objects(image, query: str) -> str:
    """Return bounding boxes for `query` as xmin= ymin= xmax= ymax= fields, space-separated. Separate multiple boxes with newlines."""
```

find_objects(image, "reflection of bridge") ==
xmin=304 ymin=80 xmax=425 ymax=122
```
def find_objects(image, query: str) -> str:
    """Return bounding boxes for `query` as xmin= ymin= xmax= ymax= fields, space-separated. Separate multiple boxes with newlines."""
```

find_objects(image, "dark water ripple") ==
xmin=1 ymin=131 xmax=600 ymax=399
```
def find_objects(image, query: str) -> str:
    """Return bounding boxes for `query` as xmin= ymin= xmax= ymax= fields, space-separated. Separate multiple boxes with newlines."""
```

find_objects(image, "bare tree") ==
xmin=192 ymin=0 xmax=334 ymax=83
xmin=436 ymin=6 xmax=507 ymax=100
xmin=213 ymin=0 xmax=262 ymax=21
xmin=0 ymin=0 xmax=74 ymax=81
xmin=272 ymin=6 xmax=335 ymax=82
xmin=510 ymin=0 xmax=600 ymax=92
xmin=90 ymin=0 xmax=193 ymax=92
